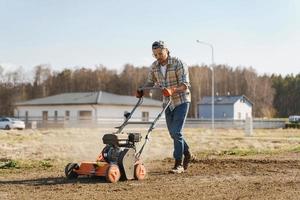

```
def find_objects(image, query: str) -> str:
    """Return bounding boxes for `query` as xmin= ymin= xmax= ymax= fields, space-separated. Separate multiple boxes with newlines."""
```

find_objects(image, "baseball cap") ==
xmin=152 ymin=40 xmax=167 ymax=49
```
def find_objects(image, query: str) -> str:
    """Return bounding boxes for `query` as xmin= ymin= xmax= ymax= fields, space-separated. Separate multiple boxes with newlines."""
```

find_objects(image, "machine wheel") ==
xmin=106 ymin=164 xmax=121 ymax=183
xmin=134 ymin=164 xmax=146 ymax=180
xmin=65 ymin=163 xmax=79 ymax=179
xmin=5 ymin=125 xmax=11 ymax=130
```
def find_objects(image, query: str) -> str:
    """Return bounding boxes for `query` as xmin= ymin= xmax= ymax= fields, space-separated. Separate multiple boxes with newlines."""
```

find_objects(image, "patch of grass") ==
xmin=38 ymin=159 xmax=53 ymax=168
xmin=290 ymin=145 xmax=300 ymax=153
xmin=0 ymin=159 xmax=19 ymax=169
xmin=0 ymin=158 xmax=56 ymax=170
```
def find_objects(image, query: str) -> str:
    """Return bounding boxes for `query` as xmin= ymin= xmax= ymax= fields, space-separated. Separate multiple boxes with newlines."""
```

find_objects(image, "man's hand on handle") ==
xmin=136 ymin=88 xmax=144 ymax=98
xmin=136 ymin=85 xmax=179 ymax=98
xmin=162 ymin=87 xmax=177 ymax=97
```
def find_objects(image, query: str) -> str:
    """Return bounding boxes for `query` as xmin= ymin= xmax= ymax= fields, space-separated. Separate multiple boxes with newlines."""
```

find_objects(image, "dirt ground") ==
xmin=0 ymin=128 xmax=300 ymax=200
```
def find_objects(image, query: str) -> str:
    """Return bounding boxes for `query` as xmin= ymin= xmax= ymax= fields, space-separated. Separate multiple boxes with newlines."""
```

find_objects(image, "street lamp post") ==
xmin=196 ymin=40 xmax=215 ymax=132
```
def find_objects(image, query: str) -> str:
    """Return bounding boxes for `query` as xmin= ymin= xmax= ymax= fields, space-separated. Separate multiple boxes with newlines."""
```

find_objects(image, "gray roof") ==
xmin=198 ymin=95 xmax=253 ymax=105
xmin=16 ymin=91 xmax=162 ymax=107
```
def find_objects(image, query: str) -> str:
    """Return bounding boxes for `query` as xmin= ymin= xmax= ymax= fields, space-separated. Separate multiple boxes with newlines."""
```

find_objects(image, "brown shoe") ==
xmin=183 ymin=151 xmax=196 ymax=170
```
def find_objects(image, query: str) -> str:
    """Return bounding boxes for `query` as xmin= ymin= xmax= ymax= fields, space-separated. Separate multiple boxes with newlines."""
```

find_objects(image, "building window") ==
xmin=142 ymin=112 xmax=149 ymax=122
xmin=54 ymin=110 xmax=58 ymax=121
xmin=42 ymin=111 xmax=48 ymax=121
xmin=65 ymin=111 xmax=70 ymax=120
xmin=79 ymin=110 xmax=92 ymax=120
xmin=238 ymin=112 xmax=241 ymax=119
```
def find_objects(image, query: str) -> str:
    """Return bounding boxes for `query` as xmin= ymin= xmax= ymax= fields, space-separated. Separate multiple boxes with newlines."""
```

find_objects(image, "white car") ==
xmin=288 ymin=115 xmax=300 ymax=123
xmin=0 ymin=117 xmax=25 ymax=130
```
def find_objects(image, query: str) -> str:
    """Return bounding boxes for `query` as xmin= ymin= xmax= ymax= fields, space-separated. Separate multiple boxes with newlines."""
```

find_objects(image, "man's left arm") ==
xmin=174 ymin=60 xmax=190 ymax=93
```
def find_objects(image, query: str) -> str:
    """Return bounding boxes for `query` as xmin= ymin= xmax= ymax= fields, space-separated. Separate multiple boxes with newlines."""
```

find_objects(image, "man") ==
xmin=137 ymin=40 xmax=194 ymax=173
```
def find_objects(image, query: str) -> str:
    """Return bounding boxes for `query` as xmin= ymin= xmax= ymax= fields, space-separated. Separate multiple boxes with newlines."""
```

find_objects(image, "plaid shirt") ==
xmin=145 ymin=56 xmax=191 ymax=110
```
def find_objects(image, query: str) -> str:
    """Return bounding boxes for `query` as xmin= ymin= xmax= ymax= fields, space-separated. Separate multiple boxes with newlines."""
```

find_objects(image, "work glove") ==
xmin=136 ymin=88 xmax=144 ymax=98
xmin=162 ymin=87 xmax=177 ymax=97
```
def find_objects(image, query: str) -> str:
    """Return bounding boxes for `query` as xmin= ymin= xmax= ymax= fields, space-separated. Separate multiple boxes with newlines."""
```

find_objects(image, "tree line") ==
xmin=0 ymin=64 xmax=299 ymax=118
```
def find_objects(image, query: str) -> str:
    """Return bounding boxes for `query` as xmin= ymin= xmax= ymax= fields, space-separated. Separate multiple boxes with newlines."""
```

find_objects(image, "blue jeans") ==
xmin=165 ymin=102 xmax=190 ymax=161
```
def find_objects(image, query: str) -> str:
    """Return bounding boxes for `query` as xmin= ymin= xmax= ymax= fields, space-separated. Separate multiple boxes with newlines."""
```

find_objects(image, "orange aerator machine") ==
xmin=64 ymin=87 xmax=170 ymax=183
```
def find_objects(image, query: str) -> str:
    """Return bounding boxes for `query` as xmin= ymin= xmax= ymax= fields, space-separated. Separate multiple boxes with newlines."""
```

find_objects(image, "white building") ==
xmin=14 ymin=91 xmax=163 ymax=127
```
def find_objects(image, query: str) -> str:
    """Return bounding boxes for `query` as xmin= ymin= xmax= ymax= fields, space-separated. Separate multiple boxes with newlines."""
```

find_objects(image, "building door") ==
xmin=65 ymin=110 xmax=70 ymax=120
xmin=42 ymin=111 xmax=48 ymax=121
xmin=142 ymin=111 xmax=149 ymax=122
xmin=54 ymin=110 xmax=58 ymax=121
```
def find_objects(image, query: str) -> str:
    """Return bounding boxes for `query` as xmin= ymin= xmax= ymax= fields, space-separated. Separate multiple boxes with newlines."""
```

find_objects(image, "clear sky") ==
xmin=0 ymin=0 xmax=299 ymax=76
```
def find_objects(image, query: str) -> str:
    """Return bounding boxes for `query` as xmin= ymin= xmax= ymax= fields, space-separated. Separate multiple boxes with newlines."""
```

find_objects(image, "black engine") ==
xmin=101 ymin=133 xmax=142 ymax=180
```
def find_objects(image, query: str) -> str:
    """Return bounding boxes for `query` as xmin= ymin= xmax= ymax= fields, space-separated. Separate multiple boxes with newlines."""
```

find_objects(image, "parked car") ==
xmin=0 ymin=117 xmax=25 ymax=130
xmin=288 ymin=115 xmax=300 ymax=124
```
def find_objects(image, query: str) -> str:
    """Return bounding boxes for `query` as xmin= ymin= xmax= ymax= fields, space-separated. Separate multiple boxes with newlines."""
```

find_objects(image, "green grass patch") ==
xmin=0 ymin=158 xmax=56 ymax=170
xmin=38 ymin=159 xmax=53 ymax=168
xmin=290 ymin=145 xmax=300 ymax=153
xmin=0 ymin=159 xmax=18 ymax=169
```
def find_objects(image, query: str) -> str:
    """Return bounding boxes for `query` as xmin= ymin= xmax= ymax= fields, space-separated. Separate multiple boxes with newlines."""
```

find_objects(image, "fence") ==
xmin=185 ymin=118 xmax=285 ymax=129
xmin=23 ymin=117 xmax=286 ymax=129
